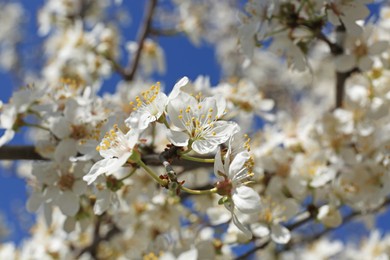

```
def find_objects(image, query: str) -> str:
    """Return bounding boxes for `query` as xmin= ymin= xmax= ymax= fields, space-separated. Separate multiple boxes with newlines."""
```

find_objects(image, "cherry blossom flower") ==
xmin=214 ymin=148 xmax=261 ymax=240
xmin=83 ymin=125 xmax=139 ymax=185
xmin=125 ymin=83 xmax=168 ymax=130
xmin=326 ymin=0 xmax=372 ymax=36
xmin=334 ymin=25 xmax=388 ymax=72
xmin=0 ymin=86 xmax=45 ymax=147
xmin=167 ymin=91 xmax=236 ymax=154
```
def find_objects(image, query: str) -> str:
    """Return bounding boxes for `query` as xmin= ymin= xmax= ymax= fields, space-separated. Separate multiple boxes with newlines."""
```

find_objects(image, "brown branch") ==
xmin=0 ymin=145 xmax=211 ymax=171
xmin=0 ymin=146 xmax=45 ymax=160
xmin=149 ymin=27 xmax=181 ymax=37
xmin=77 ymin=215 xmax=121 ymax=258
xmin=335 ymin=68 xmax=359 ymax=108
xmin=316 ymin=28 xmax=360 ymax=109
xmin=316 ymin=32 xmax=343 ymax=55
xmin=235 ymin=240 xmax=270 ymax=260
xmin=124 ymin=0 xmax=158 ymax=81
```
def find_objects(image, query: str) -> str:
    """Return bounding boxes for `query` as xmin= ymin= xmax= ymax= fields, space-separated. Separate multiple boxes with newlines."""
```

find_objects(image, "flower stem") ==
xmin=180 ymin=154 xmax=214 ymax=163
xmin=137 ymin=159 xmax=168 ymax=186
xmin=119 ymin=167 xmax=138 ymax=181
xmin=162 ymin=116 xmax=170 ymax=129
xmin=180 ymin=186 xmax=217 ymax=195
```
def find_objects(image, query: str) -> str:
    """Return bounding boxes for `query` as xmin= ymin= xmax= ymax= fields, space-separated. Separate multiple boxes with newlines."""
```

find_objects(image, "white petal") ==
xmin=229 ymin=151 xmax=250 ymax=179
xmin=334 ymin=55 xmax=355 ymax=72
xmin=57 ymin=191 xmax=80 ymax=216
xmin=54 ymin=139 xmax=78 ymax=163
xmin=167 ymin=92 xmax=196 ymax=129
xmin=167 ymin=129 xmax=189 ymax=147
xmin=44 ymin=203 xmax=53 ymax=226
xmin=63 ymin=217 xmax=76 ymax=233
xmin=207 ymin=207 xmax=231 ymax=225
xmin=50 ymin=117 xmax=72 ymax=139
xmin=93 ymin=190 xmax=111 ymax=215
xmin=270 ymin=224 xmax=291 ymax=244
xmin=213 ymin=148 xmax=225 ymax=179
xmin=368 ymin=41 xmax=389 ymax=55
xmin=64 ymin=98 xmax=81 ymax=123
xmin=83 ymin=159 xmax=112 ymax=185
xmin=169 ymin=77 xmax=190 ymax=100
xmin=0 ymin=129 xmax=15 ymax=147
xmin=214 ymin=95 xmax=227 ymax=118
xmin=258 ymin=99 xmax=275 ymax=111
xmin=251 ymin=223 xmax=270 ymax=237
xmin=192 ymin=139 xmax=218 ymax=154
xmin=125 ymin=129 xmax=140 ymax=148
xmin=177 ymin=248 xmax=198 ymax=260
xmin=358 ymin=56 xmax=373 ymax=71
xmin=198 ymin=97 xmax=218 ymax=119
xmin=232 ymin=186 xmax=261 ymax=214
xmin=73 ymin=180 xmax=88 ymax=195
xmin=282 ymin=199 xmax=300 ymax=219
xmin=26 ymin=192 xmax=43 ymax=212
xmin=231 ymin=210 xmax=252 ymax=241
xmin=317 ymin=205 xmax=342 ymax=228
xmin=310 ymin=167 xmax=336 ymax=188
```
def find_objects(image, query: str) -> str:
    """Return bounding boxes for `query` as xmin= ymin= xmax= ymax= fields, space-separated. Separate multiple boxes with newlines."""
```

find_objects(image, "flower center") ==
xmin=178 ymin=105 xmax=218 ymax=139
xmin=58 ymin=173 xmax=75 ymax=191
xmin=96 ymin=124 xmax=125 ymax=152
xmin=130 ymin=83 xmax=160 ymax=111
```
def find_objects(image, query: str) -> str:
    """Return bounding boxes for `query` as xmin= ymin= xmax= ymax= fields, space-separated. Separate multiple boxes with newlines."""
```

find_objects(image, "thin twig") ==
xmin=234 ymin=240 xmax=270 ymax=260
xmin=316 ymin=27 xmax=360 ymax=109
xmin=125 ymin=0 xmax=158 ymax=81
xmin=335 ymin=68 xmax=359 ymax=108
xmin=77 ymin=215 xmax=121 ymax=258
xmin=149 ymin=27 xmax=181 ymax=36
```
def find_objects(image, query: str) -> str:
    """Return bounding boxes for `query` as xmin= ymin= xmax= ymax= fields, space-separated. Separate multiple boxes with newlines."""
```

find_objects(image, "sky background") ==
xmin=0 ymin=0 xmax=389 ymax=250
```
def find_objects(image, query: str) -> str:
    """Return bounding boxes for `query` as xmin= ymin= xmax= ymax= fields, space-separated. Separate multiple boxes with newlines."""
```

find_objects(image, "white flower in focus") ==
xmin=167 ymin=92 xmax=236 ymax=154
xmin=214 ymin=148 xmax=261 ymax=240
xmin=83 ymin=125 xmax=139 ymax=185
xmin=125 ymin=83 xmax=168 ymax=130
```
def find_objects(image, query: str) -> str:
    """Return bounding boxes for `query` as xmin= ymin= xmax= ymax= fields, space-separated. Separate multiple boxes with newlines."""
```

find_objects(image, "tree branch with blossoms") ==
xmin=1 ymin=1 xmax=390 ymax=259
